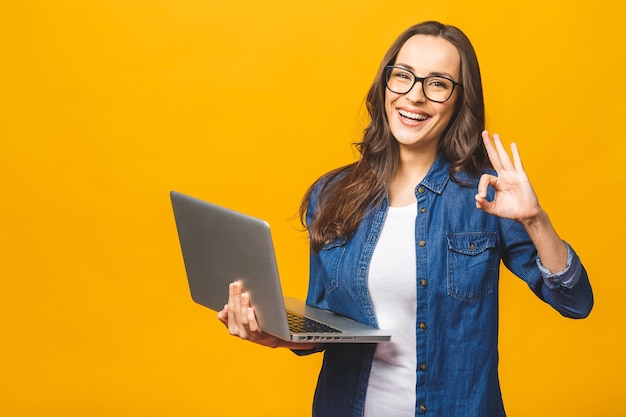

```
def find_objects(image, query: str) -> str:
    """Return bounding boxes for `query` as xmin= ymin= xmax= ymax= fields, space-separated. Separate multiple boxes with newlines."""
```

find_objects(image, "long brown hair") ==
xmin=300 ymin=21 xmax=488 ymax=253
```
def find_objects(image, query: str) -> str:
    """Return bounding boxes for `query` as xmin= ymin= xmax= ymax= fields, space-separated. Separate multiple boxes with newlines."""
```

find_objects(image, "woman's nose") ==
xmin=405 ymin=81 xmax=426 ymax=103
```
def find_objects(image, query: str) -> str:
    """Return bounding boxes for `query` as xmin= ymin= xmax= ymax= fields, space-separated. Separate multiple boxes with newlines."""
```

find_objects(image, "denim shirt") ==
xmin=301 ymin=154 xmax=593 ymax=417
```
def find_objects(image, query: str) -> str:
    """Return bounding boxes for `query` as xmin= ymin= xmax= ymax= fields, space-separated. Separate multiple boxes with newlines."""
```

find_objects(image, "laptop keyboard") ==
xmin=287 ymin=311 xmax=342 ymax=334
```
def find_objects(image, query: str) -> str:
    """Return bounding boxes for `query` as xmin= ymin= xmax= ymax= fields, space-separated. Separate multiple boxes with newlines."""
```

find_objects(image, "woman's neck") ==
xmin=388 ymin=149 xmax=437 ymax=207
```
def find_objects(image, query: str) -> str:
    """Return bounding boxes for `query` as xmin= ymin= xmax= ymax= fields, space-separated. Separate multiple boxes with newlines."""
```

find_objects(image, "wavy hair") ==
xmin=300 ymin=21 xmax=488 ymax=253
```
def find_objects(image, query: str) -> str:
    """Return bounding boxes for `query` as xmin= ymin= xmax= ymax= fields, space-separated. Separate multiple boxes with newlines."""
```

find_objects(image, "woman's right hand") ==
xmin=217 ymin=281 xmax=314 ymax=349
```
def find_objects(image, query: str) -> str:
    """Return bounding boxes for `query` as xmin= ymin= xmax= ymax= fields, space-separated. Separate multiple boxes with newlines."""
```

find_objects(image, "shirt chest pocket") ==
xmin=318 ymin=237 xmax=348 ymax=293
xmin=446 ymin=232 xmax=498 ymax=301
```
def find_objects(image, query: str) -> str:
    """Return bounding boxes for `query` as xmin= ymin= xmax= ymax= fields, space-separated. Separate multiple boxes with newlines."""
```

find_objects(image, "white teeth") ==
xmin=398 ymin=109 xmax=428 ymax=121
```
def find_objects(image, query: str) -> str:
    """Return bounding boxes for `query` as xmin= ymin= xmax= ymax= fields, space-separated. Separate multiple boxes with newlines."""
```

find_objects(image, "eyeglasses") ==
xmin=384 ymin=66 xmax=462 ymax=103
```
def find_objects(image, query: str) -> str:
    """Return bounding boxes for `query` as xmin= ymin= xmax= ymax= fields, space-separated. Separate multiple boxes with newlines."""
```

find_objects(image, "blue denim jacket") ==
xmin=301 ymin=154 xmax=593 ymax=417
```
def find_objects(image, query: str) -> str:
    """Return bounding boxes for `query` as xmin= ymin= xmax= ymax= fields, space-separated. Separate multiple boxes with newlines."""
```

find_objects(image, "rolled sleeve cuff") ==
xmin=536 ymin=241 xmax=582 ymax=290
xmin=291 ymin=343 xmax=326 ymax=356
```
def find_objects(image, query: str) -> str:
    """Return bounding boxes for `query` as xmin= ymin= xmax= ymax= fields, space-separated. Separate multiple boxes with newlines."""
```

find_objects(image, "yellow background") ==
xmin=1 ymin=1 xmax=624 ymax=416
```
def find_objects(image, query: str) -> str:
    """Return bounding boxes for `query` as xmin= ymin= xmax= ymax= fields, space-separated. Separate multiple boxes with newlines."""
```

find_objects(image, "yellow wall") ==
xmin=1 ymin=1 xmax=624 ymax=415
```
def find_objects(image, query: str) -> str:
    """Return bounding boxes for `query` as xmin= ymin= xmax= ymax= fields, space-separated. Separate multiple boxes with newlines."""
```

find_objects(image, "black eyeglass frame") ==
xmin=384 ymin=65 xmax=463 ymax=103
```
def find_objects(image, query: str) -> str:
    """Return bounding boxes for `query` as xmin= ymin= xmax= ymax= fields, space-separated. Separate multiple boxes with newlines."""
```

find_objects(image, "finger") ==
xmin=510 ymin=142 xmax=524 ymax=171
xmin=238 ymin=292 xmax=253 ymax=338
xmin=482 ymin=130 xmax=502 ymax=170
xmin=492 ymin=133 xmax=515 ymax=171
xmin=229 ymin=281 xmax=243 ymax=314
xmin=476 ymin=173 xmax=496 ymax=198
xmin=227 ymin=282 xmax=241 ymax=335
xmin=240 ymin=292 xmax=251 ymax=323
xmin=475 ymin=192 xmax=494 ymax=213
xmin=239 ymin=293 xmax=263 ymax=338
xmin=475 ymin=174 xmax=497 ymax=213
xmin=475 ymin=194 xmax=493 ymax=212
xmin=246 ymin=306 xmax=260 ymax=333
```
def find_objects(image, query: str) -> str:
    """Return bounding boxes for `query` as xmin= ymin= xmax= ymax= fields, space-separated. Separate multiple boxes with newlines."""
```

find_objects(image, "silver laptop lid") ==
xmin=170 ymin=191 xmax=292 ymax=340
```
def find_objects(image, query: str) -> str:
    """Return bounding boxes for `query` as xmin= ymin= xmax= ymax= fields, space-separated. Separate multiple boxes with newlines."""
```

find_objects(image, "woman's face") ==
xmin=385 ymin=35 xmax=461 ymax=155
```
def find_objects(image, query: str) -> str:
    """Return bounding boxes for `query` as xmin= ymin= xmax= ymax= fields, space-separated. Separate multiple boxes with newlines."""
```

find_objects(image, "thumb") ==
xmin=217 ymin=304 xmax=229 ymax=325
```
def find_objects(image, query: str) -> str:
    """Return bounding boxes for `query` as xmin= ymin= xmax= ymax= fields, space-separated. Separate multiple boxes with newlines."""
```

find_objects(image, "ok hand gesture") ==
xmin=475 ymin=130 xmax=543 ymax=223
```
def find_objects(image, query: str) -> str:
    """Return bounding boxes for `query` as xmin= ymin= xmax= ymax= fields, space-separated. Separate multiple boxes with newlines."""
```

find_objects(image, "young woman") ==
xmin=218 ymin=21 xmax=593 ymax=417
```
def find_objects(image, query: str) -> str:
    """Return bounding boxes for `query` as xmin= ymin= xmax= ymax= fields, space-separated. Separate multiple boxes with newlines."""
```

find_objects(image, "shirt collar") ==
xmin=419 ymin=153 xmax=450 ymax=195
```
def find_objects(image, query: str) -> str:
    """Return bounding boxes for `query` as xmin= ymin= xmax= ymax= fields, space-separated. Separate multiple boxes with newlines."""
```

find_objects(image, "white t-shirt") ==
xmin=364 ymin=202 xmax=417 ymax=417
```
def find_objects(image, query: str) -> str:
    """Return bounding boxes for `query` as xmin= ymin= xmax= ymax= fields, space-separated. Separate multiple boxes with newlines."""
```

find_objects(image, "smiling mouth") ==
xmin=398 ymin=109 xmax=429 ymax=122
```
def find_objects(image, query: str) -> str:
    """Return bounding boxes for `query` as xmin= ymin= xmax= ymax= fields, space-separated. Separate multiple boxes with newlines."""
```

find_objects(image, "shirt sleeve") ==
xmin=536 ymin=241 xmax=582 ymax=290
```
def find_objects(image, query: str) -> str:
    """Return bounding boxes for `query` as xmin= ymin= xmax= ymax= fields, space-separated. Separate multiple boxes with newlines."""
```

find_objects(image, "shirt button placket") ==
xmin=417 ymin=186 xmax=426 ymax=215
xmin=415 ymin=183 xmax=428 ymax=407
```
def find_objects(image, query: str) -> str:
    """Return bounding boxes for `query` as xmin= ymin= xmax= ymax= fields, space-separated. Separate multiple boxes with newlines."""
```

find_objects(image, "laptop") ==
xmin=170 ymin=191 xmax=391 ymax=343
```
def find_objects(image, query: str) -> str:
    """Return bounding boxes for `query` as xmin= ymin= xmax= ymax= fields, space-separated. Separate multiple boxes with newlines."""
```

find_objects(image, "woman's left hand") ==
xmin=475 ymin=130 xmax=543 ymax=223
xmin=477 ymin=130 xmax=570 ymax=274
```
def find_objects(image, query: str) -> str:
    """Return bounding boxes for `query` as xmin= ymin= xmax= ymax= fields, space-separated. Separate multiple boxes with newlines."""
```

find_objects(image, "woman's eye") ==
xmin=428 ymin=78 xmax=451 ymax=89
xmin=393 ymin=70 xmax=412 ymax=80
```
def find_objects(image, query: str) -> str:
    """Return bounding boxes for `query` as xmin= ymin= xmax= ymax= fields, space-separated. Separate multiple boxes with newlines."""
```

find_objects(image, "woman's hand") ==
xmin=475 ymin=130 xmax=543 ymax=224
xmin=217 ymin=281 xmax=315 ymax=350
xmin=217 ymin=281 xmax=284 ymax=348
xmin=476 ymin=130 xmax=568 ymax=273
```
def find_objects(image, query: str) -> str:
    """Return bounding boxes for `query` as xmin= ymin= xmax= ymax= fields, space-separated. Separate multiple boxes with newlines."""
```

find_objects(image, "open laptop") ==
xmin=170 ymin=191 xmax=390 ymax=343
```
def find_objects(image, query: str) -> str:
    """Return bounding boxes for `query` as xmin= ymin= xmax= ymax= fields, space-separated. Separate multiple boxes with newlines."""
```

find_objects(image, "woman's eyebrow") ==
xmin=429 ymin=71 xmax=455 ymax=79
xmin=394 ymin=62 xmax=455 ymax=79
